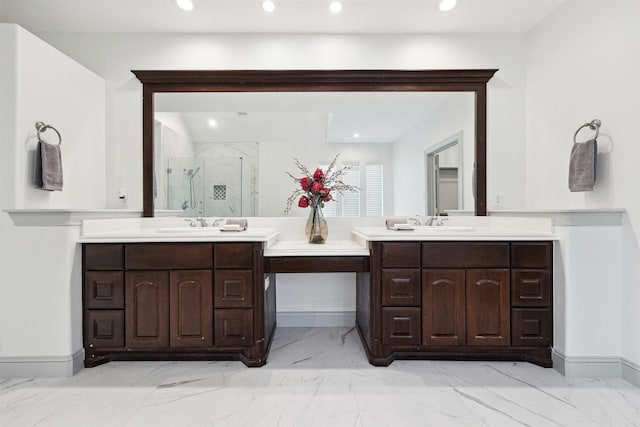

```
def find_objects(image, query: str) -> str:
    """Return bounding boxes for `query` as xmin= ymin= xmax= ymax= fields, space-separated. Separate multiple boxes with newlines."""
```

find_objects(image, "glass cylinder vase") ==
xmin=305 ymin=204 xmax=328 ymax=244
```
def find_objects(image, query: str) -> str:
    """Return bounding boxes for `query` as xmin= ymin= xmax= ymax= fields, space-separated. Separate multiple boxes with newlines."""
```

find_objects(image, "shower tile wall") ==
xmin=156 ymin=122 xmax=197 ymax=213
xmin=196 ymin=143 xmax=258 ymax=217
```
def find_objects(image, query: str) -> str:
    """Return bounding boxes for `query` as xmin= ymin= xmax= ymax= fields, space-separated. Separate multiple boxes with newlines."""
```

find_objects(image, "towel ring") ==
xmin=35 ymin=121 xmax=62 ymax=146
xmin=573 ymin=119 xmax=601 ymax=143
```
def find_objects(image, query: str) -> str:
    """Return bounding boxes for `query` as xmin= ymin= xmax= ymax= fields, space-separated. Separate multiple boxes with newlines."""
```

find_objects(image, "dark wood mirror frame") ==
xmin=133 ymin=69 xmax=498 ymax=217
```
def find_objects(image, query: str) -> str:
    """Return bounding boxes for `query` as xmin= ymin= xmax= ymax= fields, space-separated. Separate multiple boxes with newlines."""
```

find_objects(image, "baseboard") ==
xmin=621 ymin=358 xmax=640 ymax=387
xmin=552 ymin=349 xmax=640 ymax=384
xmin=276 ymin=311 xmax=355 ymax=327
xmin=0 ymin=349 xmax=84 ymax=378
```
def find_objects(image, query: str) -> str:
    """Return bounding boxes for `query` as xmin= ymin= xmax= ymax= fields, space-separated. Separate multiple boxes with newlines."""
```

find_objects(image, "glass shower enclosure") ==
xmin=167 ymin=157 xmax=256 ymax=217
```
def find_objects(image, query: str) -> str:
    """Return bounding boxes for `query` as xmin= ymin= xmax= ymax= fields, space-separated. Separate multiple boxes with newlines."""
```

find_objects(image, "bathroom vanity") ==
xmin=352 ymin=232 xmax=553 ymax=367
xmin=83 ymin=241 xmax=276 ymax=367
xmin=80 ymin=217 xmax=554 ymax=368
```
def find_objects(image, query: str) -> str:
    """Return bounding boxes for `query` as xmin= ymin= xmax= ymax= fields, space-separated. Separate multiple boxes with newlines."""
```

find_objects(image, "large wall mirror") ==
xmin=133 ymin=69 xmax=497 ymax=218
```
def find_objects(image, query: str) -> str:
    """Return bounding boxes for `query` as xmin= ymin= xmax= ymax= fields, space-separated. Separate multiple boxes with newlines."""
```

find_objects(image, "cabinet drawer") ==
xmin=215 ymin=309 xmax=253 ymax=347
xmin=512 ymin=270 xmax=551 ymax=307
xmin=381 ymin=269 xmax=421 ymax=306
xmin=422 ymin=242 xmax=509 ymax=268
xmin=511 ymin=242 xmax=552 ymax=269
xmin=85 ymin=272 xmax=124 ymax=309
xmin=215 ymin=270 xmax=254 ymax=308
xmin=126 ymin=244 xmax=213 ymax=270
xmin=214 ymin=243 xmax=254 ymax=269
xmin=380 ymin=243 xmax=421 ymax=268
xmin=84 ymin=244 xmax=124 ymax=270
xmin=382 ymin=307 xmax=421 ymax=346
xmin=85 ymin=310 xmax=124 ymax=348
xmin=511 ymin=309 xmax=551 ymax=347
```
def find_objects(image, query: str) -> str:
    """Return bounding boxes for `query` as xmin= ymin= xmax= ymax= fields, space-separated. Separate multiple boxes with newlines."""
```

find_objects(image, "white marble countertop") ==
xmin=78 ymin=216 xmax=556 ymax=249
xmin=352 ymin=226 xmax=556 ymax=241
xmin=264 ymin=239 xmax=369 ymax=257
xmin=80 ymin=220 xmax=279 ymax=243
xmin=80 ymin=228 xmax=279 ymax=243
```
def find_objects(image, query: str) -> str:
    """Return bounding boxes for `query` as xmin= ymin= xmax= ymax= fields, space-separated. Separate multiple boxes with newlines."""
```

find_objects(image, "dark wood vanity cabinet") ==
xmin=82 ymin=242 xmax=274 ymax=368
xmin=357 ymin=240 xmax=553 ymax=367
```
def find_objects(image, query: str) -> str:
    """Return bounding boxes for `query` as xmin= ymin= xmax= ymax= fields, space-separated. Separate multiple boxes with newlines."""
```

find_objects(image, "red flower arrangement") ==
xmin=284 ymin=154 xmax=360 ymax=214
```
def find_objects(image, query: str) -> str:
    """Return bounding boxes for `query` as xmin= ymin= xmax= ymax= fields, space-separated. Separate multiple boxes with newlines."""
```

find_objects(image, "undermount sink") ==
xmin=156 ymin=227 xmax=222 ymax=233
xmin=411 ymin=226 xmax=475 ymax=232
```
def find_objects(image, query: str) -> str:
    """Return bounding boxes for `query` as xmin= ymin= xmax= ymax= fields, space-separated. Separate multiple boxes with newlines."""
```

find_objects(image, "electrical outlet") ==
xmin=118 ymin=188 xmax=128 ymax=205
xmin=495 ymin=193 xmax=504 ymax=208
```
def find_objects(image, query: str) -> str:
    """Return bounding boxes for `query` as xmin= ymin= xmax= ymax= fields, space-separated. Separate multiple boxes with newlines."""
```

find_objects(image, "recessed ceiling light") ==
xmin=438 ymin=0 xmax=457 ymax=12
xmin=329 ymin=1 xmax=343 ymax=14
xmin=353 ymin=132 xmax=360 ymax=138
xmin=175 ymin=0 xmax=194 ymax=11
xmin=262 ymin=0 xmax=275 ymax=13
xmin=208 ymin=118 xmax=218 ymax=128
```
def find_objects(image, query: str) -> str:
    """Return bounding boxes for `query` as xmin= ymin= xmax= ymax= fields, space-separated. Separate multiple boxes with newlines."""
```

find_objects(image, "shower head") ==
xmin=185 ymin=167 xmax=201 ymax=178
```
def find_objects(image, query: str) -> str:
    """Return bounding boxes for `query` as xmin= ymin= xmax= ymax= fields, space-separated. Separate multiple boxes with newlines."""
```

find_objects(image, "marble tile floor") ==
xmin=2 ymin=327 xmax=639 ymax=427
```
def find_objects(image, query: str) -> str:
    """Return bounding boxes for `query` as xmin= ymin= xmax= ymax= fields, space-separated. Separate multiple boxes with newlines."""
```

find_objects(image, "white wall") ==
xmin=36 ymin=32 xmax=528 ymax=214
xmin=526 ymin=1 xmax=640 ymax=371
xmin=393 ymin=93 xmax=476 ymax=214
xmin=9 ymin=28 xmax=105 ymax=209
xmin=0 ymin=24 xmax=105 ymax=376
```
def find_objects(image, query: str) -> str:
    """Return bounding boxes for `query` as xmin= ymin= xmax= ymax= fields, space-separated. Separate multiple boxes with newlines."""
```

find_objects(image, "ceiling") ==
xmin=155 ymin=91 xmax=470 ymax=144
xmin=0 ymin=0 xmax=573 ymax=34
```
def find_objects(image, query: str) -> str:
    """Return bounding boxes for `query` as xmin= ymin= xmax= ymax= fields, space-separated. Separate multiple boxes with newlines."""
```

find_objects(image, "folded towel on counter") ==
xmin=569 ymin=139 xmax=597 ymax=192
xmin=34 ymin=140 xmax=63 ymax=191
xmin=385 ymin=217 xmax=414 ymax=231
xmin=221 ymin=218 xmax=248 ymax=231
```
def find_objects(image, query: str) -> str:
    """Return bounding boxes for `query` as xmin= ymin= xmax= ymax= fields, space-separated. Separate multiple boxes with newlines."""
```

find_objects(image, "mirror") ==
xmin=154 ymin=91 xmax=473 ymax=217
xmin=133 ymin=70 xmax=497 ymax=217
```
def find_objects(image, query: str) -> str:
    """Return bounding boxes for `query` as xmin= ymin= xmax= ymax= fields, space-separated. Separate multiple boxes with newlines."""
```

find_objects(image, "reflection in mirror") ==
xmin=425 ymin=132 xmax=463 ymax=216
xmin=154 ymin=91 xmax=474 ymax=218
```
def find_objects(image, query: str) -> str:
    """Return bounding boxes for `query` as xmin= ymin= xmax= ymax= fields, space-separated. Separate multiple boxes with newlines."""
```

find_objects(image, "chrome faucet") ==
xmin=196 ymin=217 xmax=208 ymax=227
xmin=408 ymin=216 xmax=434 ymax=226
xmin=434 ymin=216 xmax=449 ymax=226
xmin=211 ymin=218 xmax=225 ymax=227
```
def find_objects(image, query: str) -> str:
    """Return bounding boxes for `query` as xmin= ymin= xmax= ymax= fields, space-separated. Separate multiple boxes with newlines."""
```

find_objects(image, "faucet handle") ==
xmin=195 ymin=217 xmax=208 ymax=227
xmin=184 ymin=218 xmax=196 ymax=227
xmin=435 ymin=217 xmax=449 ymax=226
xmin=408 ymin=217 xmax=421 ymax=226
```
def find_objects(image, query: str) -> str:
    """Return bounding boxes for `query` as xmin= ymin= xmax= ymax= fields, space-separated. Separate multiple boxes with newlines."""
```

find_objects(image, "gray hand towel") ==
xmin=569 ymin=139 xmax=597 ymax=192
xmin=34 ymin=140 xmax=63 ymax=191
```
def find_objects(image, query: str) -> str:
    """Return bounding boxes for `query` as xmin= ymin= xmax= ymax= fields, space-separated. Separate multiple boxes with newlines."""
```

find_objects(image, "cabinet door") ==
xmin=170 ymin=270 xmax=213 ymax=348
xmin=422 ymin=269 xmax=465 ymax=346
xmin=126 ymin=271 xmax=169 ymax=349
xmin=382 ymin=307 xmax=421 ymax=346
xmin=85 ymin=310 xmax=124 ymax=348
xmin=512 ymin=309 xmax=551 ymax=347
xmin=466 ymin=269 xmax=510 ymax=346
xmin=214 ymin=270 xmax=253 ymax=308
xmin=511 ymin=270 xmax=550 ymax=308
xmin=215 ymin=309 xmax=253 ymax=347
xmin=85 ymin=271 xmax=124 ymax=309
xmin=381 ymin=268 xmax=421 ymax=307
